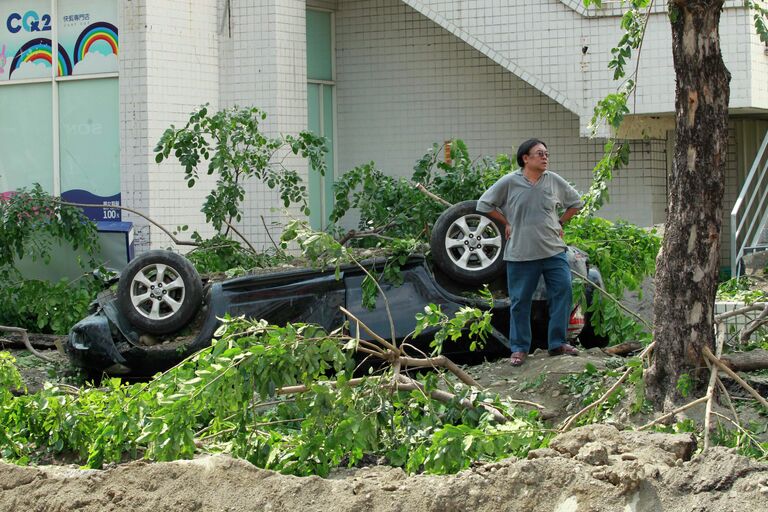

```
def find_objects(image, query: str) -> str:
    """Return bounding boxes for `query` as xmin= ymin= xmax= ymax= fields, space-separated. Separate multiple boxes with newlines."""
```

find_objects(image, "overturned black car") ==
xmin=66 ymin=201 xmax=608 ymax=375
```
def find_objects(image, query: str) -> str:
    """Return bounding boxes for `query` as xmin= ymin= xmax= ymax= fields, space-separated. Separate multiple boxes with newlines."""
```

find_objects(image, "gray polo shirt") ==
xmin=476 ymin=170 xmax=582 ymax=262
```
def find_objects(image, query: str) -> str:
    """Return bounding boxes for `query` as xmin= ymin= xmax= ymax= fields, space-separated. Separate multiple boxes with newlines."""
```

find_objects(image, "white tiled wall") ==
xmin=117 ymin=0 xmax=762 ymax=259
xmin=120 ymin=0 xmax=221 ymax=251
xmin=334 ymin=0 xmax=667 ymax=228
xmin=121 ymin=0 xmax=309 ymax=251
xmin=401 ymin=0 xmax=764 ymax=133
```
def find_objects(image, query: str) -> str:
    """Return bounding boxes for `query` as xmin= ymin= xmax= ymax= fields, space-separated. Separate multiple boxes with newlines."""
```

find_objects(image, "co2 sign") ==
xmin=6 ymin=11 xmax=52 ymax=34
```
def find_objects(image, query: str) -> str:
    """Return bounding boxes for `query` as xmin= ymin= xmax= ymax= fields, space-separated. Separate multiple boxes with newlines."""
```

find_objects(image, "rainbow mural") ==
xmin=73 ymin=22 xmax=118 ymax=64
xmin=8 ymin=38 xmax=72 ymax=78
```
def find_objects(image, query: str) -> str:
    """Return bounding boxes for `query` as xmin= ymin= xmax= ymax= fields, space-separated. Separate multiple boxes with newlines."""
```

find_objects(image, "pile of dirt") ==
xmin=1 ymin=424 xmax=766 ymax=512
xmin=3 ymin=337 xmax=767 ymax=511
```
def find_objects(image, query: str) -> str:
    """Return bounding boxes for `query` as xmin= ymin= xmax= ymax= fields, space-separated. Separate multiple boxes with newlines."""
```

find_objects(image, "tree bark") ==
xmin=721 ymin=349 xmax=768 ymax=372
xmin=646 ymin=0 xmax=731 ymax=409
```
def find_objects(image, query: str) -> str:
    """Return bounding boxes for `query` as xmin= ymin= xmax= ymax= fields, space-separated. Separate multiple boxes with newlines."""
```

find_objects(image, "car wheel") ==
xmin=116 ymin=250 xmax=203 ymax=335
xmin=430 ymin=200 xmax=506 ymax=285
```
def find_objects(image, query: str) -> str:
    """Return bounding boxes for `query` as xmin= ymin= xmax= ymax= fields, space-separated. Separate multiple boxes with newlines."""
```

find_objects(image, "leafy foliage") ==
xmin=330 ymin=141 xmax=508 ymax=242
xmin=716 ymin=276 xmax=768 ymax=304
xmin=0 ymin=185 xmax=103 ymax=334
xmin=282 ymin=219 xmax=421 ymax=309
xmin=559 ymin=358 xmax=647 ymax=425
xmin=564 ymin=216 xmax=660 ymax=344
xmin=578 ymin=140 xmax=631 ymax=216
xmin=0 ymin=277 xmax=101 ymax=334
xmin=0 ymin=317 xmax=550 ymax=474
xmin=745 ymin=0 xmax=768 ymax=45
xmin=181 ymin=232 xmax=291 ymax=275
xmin=154 ymin=105 xmax=328 ymax=232
xmin=0 ymin=184 xmax=99 ymax=270
xmin=415 ymin=288 xmax=494 ymax=354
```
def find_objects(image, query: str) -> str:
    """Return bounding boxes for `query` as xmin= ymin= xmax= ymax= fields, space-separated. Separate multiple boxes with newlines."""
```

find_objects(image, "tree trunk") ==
xmin=646 ymin=0 xmax=731 ymax=409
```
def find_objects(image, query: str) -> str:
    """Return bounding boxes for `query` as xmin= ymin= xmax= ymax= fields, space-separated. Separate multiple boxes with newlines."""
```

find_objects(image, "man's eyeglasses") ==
xmin=530 ymin=150 xmax=549 ymax=158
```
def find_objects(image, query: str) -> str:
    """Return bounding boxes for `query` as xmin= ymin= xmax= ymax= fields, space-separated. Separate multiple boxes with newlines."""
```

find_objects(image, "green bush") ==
xmin=0 ymin=185 xmax=102 ymax=334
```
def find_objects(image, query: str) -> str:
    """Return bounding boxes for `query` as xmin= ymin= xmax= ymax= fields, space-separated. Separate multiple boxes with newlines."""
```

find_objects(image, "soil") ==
xmin=2 ymin=344 xmax=768 ymax=512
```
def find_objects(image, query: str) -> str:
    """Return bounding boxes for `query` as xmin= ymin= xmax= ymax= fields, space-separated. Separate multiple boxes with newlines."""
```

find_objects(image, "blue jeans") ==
xmin=506 ymin=251 xmax=572 ymax=353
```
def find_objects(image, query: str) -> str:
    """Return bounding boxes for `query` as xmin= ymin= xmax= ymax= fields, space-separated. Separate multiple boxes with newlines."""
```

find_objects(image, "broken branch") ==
xmin=0 ymin=325 xmax=59 ymax=364
xmin=414 ymin=183 xmax=452 ymax=207
xmin=703 ymin=346 xmax=768 ymax=409
xmin=739 ymin=303 xmax=768 ymax=343
xmin=638 ymin=395 xmax=711 ymax=430
xmin=570 ymin=269 xmax=652 ymax=332
xmin=59 ymin=200 xmax=198 ymax=247
xmin=560 ymin=342 xmax=654 ymax=432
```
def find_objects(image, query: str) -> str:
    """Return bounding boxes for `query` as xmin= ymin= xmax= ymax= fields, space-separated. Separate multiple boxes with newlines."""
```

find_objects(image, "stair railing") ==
xmin=731 ymin=130 xmax=768 ymax=277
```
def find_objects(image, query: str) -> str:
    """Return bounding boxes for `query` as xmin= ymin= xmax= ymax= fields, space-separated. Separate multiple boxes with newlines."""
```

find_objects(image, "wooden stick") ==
xmin=414 ymin=183 xmax=452 ymax=207
xmin=703 ymin=346 xmax=768 ymax=409
xmin=638 ymin=395 xmax=711 ymax=430
xmin=0 ymin=325 xmax=58 ymax=364
xmin=395 ymin=375 xmax=507 ymax=423
xmin=560 ymin=342 xmax=654 ymax=432
xmin=704 ymin=322 xmax=726 ymax=449
xmin=570 ymin=269 xmax=652 ymax=331
xmin=399 ymin=355 xmax=481 ymax=388
xmin=340 ymin=307 xmax=400 ymax=354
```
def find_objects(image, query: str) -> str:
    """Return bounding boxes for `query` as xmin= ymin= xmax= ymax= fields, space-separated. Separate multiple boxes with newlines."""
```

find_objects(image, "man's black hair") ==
xmin=516 ymin=138 xmax=548 ymax=168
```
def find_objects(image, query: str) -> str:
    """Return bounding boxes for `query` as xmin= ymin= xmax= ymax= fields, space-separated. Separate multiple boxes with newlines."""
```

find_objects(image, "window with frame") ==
xmin=0 ymin=0 xmax=119 ymax=221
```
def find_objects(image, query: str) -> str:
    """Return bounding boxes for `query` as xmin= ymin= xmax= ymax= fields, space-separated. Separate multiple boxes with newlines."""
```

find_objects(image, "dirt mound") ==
xmin=1 ymin=425 xmax=766 ymax=512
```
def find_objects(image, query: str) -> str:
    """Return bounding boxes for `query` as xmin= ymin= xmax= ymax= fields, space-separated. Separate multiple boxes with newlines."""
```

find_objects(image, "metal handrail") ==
xmin=731 ymin=131 xmax=768 ymax=276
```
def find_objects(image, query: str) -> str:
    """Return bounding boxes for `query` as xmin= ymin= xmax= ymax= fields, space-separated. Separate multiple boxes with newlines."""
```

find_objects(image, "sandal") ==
xmin=510 ymin=352 xmax=527 ymax=366
xmin=548 ymin=344 xmax=579 ymax=357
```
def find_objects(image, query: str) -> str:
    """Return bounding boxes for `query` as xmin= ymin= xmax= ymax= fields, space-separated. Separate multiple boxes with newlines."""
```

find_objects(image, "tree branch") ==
xmin=0 ymin=325 xmax=59 ymax=364
xmin=58 ymin=201 xmax=198 ymax=247
xmin=414 ymin=183 xmax=451 ymax=207
xmin=638 ymin=395 xmax=711 ymax=430
xmin=703 ymin=346 xmax=768 ymax=409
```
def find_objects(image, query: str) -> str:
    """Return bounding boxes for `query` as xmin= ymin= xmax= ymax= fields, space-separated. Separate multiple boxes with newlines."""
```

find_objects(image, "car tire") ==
xmin=116 ymin=250 xmax=203 ymax=335
xmin=430 ymin=200 xmax=506 ymax=285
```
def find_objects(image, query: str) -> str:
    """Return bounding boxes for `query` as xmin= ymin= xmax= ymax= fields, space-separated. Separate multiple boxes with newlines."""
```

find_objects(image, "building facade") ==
xmin=1 ymin=0 xmax=766 ymax=267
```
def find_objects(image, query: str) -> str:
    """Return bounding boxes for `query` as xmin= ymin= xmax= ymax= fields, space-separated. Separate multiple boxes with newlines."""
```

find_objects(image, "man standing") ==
xmin=477 ymin=139 xmax=582 ymax=366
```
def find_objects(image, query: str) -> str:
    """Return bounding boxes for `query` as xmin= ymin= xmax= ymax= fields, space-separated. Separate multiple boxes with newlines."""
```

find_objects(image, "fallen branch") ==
xmin=338 ymin=221 xmax=398 ymax=246
xmin=704 ymin=321 xmax=727 ymax=449
xmin=340 ymin=306 xmax=400 ymax=355
xmin=560 ymin=342 xmax=654 ymax=432
xmin=570 ymin=269 xmax=653 ymax=332
xmin=638 ymin=395 xmax=711 ymax=430
xmin=223 ymin=218 xmax=257 ymax=254
xmin=395 ymin=374 xmax=507 ymax=423
xmin=260 ymin=215 xmax=280 ymax=252
xmin=739 ymin=303 xmax=768 ymax=343
xmin=414 ymin=183 xmax=451 ymax=207
xmin=714 ymin=302 xmax=767 ymax=323
xmin=720 ymin=349 xmax=768 ymax=372
xmin=0 ymin=325 xmax=59 ymax=364
xmin=602 ymin=341 xmax=643 ymax=356
xmin=59 ymin=200 xmax=198 ymax=247
xmin=399 ymin=355 xmax=480 ymax=388
xmin=710 ymin=411 xmax=768 ymax=458
xmin=716 ymin=376 xmax=740 ymax=425
xmin=703 ymin=346 xmax=768 ymax=409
